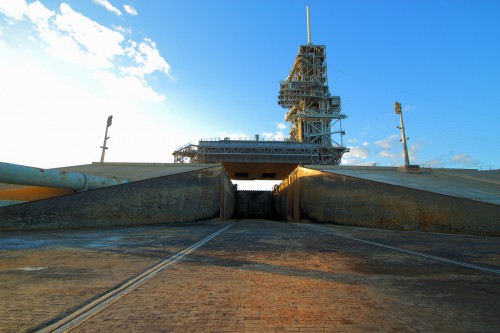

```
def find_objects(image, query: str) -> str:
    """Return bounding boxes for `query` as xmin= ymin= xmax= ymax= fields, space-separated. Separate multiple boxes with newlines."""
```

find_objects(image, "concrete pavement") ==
xmin=1 ymin=220 xmax=499 ymax=332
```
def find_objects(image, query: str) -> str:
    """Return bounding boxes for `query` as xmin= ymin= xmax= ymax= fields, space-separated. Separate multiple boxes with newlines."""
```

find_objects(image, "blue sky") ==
xmin=1 ymin=1 xmax=499 ymax=182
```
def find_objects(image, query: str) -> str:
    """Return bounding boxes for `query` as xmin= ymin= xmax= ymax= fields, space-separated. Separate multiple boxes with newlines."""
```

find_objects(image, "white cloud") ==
xmin=408 ymin=142 xmax=422 ymax=164
xmin=378 ymin=150 xmax=397 ymax=159
xmin=342 ymin=142 xmax=372 ymax=165
xmin=215 ymin=132 xmax=249 ymax=140
xmin=0 ymin=1 xmax=170 ymax=82
xmin=25 ymin=1 xmax=54 ymax=31
xmin=0 ymin=0 xmax=27 ymax=20
xmin=273 ymin=131 xmax=285 ymax=139
xmin=93 ymin=70 xmax=165 ymax=102
xmin=0 ymin=1 xmax=126 ymax=70
xmin=123 ymin=4 xmax=137 ymax=16
xmin=113 ymin=25 xmax=131 ymax=35
xmin=0 ymin=0 xmax=175 ymax=168
xmin=261 ymin=122 xmax=287 ymax=140
xmin=261 ymin=131 xmax=285 ymax=140
xmin=451 ymin=154 xmax=478 ymax=167
xmin=375 ymin=134 xmax=399 ymax=149
xmin=38 ymin=4 xmax=124 ymax=69
xmin=421 ymin=156 xmax=445 ymax=168
xmin=93 ymin=0 xmax=122 ymax=16
xmin=121 ymin=38 xmax=171 ymax=79
xmin=0 ymin=48 xmax=102 ymax=167
xmin=0 ymin=43 xmax=177 ymax=168
xmin=342 ymin=134 xmax=426 ymax=166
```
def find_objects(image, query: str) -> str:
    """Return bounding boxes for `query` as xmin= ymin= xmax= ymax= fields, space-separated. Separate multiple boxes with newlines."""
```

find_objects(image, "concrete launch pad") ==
xmin=1 ymin=220 xmax=498 ymax=332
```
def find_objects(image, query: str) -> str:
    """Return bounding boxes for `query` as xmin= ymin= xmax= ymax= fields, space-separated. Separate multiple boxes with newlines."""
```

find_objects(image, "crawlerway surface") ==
xmin=1 ymin=219 xmax=499 ymax=332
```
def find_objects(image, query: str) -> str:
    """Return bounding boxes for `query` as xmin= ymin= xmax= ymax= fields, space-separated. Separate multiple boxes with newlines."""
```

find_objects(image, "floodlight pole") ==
xmin=100 ymin=115 xmax=113 ymax=163
xmin=394 ymin=102 xmax=410 ymax=167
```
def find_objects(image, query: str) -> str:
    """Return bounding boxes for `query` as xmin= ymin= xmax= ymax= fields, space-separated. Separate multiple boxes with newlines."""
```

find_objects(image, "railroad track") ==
xmin=297 ymin=224 xmax=500 ymax=276
xmin=36 ymin=223 xmax=234 ymax=333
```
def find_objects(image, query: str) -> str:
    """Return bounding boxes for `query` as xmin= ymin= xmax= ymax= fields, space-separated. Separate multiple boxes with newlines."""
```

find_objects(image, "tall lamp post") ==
xmin=100 ymin=115 xmax=113 ymax=163
xmin=394 ymin=102 xmax=410 ymax=167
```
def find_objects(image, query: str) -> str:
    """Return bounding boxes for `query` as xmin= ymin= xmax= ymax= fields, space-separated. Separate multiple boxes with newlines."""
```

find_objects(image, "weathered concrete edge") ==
xmin=0 ymin=165 xmax=235 ymax=231
xmin=311 ymin=166 xmax=500 ymax=206
xmin=275 ymin=166 xmax=500 ymax=235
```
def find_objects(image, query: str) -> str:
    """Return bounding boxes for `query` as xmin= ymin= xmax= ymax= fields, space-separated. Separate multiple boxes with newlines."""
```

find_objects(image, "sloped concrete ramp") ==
xmin=313 ymin=165 xmax=500 ymax=205
xmin=275 ymin=166 xmax=500 ymax=235
xmin=56 ymin=162 xmax=219 ymax=182
xmin=0 ymin=163 xmax=225 ymax=202
xmin=0 ymin=163 xmax=234 ymax=230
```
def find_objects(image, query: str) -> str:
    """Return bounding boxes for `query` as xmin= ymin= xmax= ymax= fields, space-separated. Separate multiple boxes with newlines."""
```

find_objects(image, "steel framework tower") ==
xmin=278 ymin=6 xmax=348 ymax=164
xmin=172 ymin=6 xmax=348 ymax=178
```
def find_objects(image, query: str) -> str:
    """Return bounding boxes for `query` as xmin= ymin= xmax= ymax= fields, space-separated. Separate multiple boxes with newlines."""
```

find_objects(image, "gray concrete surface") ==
xmin=310 ymin=165 xmax=500 ymax=205
xmin=0 ymin=165 xmax=235 ymax=230
xmin=57 ymin=162 xmax=222 ymax=182
xmin=1 ymin=220 xmax=498 ymax=332
xmin=0 ymin=162 xmax=220 ymax=191
xmin=276 ymin=166 xmax=500 ymax=235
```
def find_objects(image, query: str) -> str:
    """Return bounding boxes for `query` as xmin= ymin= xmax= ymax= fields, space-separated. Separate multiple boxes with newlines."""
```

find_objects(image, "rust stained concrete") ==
xmin=311 ymin=165 xmax=500 ymax=205
xmin=276 ymin=166 xmax=500 ymax=235
xmin=0 ymin=164 xmax=235 ymax=230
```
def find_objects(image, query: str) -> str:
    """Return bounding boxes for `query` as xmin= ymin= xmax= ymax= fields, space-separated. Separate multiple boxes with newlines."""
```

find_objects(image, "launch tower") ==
xmin=173 ymin=6 xmax=348 ymax=179
xmin=278 ymin=7 xmax=347 ymax=163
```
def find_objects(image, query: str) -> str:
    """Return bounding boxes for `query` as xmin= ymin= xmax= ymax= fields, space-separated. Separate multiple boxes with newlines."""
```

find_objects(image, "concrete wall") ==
xmin=220 ymin=169 xmax=235 ymax=220
xmin=275 ymin=167 xmax=500 ymax=235
xmin=0 ymin=165 xmax=235 ymax=230
xmin=234 ymin=191 xmax=275 ymax=219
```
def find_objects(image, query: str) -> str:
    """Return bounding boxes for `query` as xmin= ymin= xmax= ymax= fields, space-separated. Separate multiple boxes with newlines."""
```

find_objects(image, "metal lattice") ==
xmin=278 ymin=44 xmax=348 ymax=164
xmin=172 ymin=7 xmax=348 ymax=167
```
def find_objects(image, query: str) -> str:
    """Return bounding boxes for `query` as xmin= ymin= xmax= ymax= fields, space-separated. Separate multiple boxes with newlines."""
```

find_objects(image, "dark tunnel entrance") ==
xmin=233 ymin=190 xmax=278 ymax=220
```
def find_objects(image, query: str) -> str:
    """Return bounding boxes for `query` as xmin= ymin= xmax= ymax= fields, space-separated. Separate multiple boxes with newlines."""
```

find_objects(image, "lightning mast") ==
xmin=278 ymin=5 xmax=348 ymax=164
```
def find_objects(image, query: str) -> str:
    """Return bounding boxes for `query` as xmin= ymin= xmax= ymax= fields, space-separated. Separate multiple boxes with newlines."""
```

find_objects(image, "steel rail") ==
xmin=37 ymin=223 xmax=234 ymax=333
xmin=299 ymin=224 xmax=500 ymax=276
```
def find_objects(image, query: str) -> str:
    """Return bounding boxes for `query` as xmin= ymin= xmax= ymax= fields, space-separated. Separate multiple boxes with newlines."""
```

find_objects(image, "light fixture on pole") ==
xmin=100 ymin=115 xmax=113 ymax=163
xmin=394 ymin=102 xmax=420 ymax=172
xmin=394 ymin=102 xmax=410 ymax=167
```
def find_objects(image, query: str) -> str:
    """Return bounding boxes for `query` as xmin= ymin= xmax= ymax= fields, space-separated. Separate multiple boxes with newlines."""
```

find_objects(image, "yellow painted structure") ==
xmin=0 ymin=186 xmax=73 ymax=201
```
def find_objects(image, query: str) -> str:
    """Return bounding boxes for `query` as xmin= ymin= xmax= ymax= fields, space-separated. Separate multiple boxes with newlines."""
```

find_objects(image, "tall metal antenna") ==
xmin=306 ymin=5 xmax=312 ymax=45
